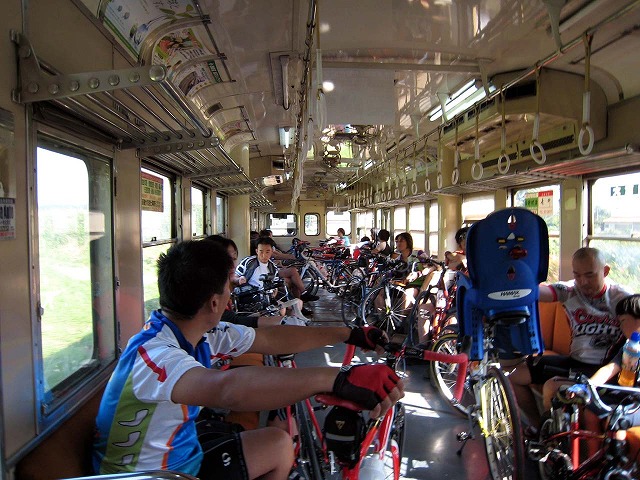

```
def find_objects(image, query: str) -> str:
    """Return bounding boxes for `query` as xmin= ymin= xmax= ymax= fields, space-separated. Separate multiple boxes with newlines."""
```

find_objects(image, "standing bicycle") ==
xmin=430 ymin=208 xmax=551 ymax=480
xmin=528 ymin=370 xmax=639 ymax=479
xmin=272 ymin=333 xmax=409 ymax=480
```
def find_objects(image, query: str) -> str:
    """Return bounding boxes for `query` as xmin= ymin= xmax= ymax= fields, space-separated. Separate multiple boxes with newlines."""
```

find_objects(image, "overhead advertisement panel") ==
xmin=82 ymin=0 xmax=199 ymax=57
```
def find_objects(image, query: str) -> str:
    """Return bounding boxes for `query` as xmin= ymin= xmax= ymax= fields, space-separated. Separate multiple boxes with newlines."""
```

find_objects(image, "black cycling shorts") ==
xmin=526 ymin=355 xmax=601 ymax=385
xmin=196 ymin=409 xmax=249 ymax=480
xmin=198 ymin=430 xmax=248 ymax=480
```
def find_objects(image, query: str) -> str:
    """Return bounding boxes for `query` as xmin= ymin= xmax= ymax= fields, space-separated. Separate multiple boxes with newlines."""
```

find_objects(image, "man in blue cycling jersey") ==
xmin=92 ymin=240 xmax=403 ymax=480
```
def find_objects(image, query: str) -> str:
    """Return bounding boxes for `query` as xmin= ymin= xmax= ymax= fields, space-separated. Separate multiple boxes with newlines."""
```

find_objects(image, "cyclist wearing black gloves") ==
xmin=93 ymin=240 xmax=403 ymax=480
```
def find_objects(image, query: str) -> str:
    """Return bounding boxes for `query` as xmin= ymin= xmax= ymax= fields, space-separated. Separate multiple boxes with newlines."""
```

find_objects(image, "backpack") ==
xmin=323 ymin=406 xmax=366 ymax=467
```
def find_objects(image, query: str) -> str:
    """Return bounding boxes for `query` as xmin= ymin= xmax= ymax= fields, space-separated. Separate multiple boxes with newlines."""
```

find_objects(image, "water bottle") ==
xmin=618 ymin=331 xmax=640 ymax=387
xmin=358 ymin=454 xmax=386 ymax=480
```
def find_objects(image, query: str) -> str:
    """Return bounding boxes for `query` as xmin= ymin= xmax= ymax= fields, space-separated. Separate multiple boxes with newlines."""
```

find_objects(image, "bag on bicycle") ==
xmin=233 ymin=284 xmax=268 ymax=311
xmin=323 ymin=406 xmax=365 ymax=467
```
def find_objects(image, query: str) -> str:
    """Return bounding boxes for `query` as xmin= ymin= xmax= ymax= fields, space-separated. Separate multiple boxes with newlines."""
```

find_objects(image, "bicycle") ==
xmin=527 ymin=370 xmax=640 ymax=480
xmin=267 ymin=340 xmax=408 ymax=479
xmin=429 ymin=320 xmax=526 ymax=479
xmin=287 ymin=240 xmax=362 ymax=297
xmin=357 ymin=259 xmax=414 ymax=336
xmin=403 ymin=256 xmax=459 ymax=347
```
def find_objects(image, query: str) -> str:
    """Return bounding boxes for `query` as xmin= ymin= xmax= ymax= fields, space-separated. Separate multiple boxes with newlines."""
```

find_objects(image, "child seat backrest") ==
xmin=456 ymin=207 xmax=549 ymax=360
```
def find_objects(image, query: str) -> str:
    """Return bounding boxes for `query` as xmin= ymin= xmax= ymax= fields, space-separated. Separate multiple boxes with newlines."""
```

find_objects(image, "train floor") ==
xmin=295 ymin=287 xmax=542 ymax=480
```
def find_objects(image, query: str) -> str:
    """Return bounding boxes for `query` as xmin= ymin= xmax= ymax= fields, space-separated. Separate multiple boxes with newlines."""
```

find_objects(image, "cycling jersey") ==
xmin=544 ymin=280 xmax=632 ymax=364
xmin=92 ymin=311 xmax=255 ymax=475
xmin=235 ymin=255 xmax=278 ymax=288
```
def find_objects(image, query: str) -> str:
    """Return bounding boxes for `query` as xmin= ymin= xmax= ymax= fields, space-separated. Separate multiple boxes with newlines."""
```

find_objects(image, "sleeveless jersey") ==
xmin=546 ymin=280 xmax=632 ymax=364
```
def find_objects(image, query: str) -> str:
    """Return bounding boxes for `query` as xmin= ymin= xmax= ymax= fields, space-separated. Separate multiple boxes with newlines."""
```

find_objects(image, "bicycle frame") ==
xmin=274 ymin=344 xmax=406 ymax=479
xmin=530 ymin=382 xmax=640 ymax=480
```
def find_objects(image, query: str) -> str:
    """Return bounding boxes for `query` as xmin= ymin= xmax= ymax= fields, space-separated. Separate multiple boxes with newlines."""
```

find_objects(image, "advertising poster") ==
xmin=538 ymin=190 xmax=554 ymax=216
xmin=99 ymin=0 xmax=198 ymax=56
xmin=0 ymin=197 xmax=15 ymax=240
xmin=153 ymin=28 xmax=207 ymax=72
xmin=141 ymin=171 xmax=164 ymax=212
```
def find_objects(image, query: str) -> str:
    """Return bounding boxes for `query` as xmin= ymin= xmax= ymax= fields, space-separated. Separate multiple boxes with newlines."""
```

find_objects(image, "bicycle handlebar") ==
xmin=543 ymin=365 xmax=640 ymax=421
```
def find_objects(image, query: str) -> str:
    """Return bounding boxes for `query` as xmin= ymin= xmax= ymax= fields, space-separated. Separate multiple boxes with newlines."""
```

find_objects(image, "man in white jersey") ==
xmin=92 ymin=240 xmax=404 ymax=479
xmin=509 ymin=247 xmax=633 ymax=427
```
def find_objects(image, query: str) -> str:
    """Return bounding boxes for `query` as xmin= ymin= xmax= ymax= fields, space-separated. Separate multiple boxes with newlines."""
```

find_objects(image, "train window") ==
xmin=355 ymin=210 xmax=373 ymax=240
xmin=191 ymin=185 xmax=206 ymax=238
xmin=512 ymin=185 xmax=560 ymax=282
xmin=461 ymin=193 xmax=494 ymax=224
xmin=428 ymin=201 xmax=439 ymax=256
xmin=304 ymin=213 xmax=320 ymax=236
xmin=216 ymin=195 xmax=226 ymax=234
xmin=588 ymin=171 xmax=640 ymax=292
xmin=35 ymin=142 xmax=115 ymax=410
xmin=268 ymin=213 xmax=298 ymax=236
xmin=409 ymin=204 xmax=426 ymax=252
xmin=326 ymin=211 xmax=350 ymax=236
xmin=393 ymin=206 xmax=407 ymax=240
xmin=141 ymin=167 xmax=176 ymax=320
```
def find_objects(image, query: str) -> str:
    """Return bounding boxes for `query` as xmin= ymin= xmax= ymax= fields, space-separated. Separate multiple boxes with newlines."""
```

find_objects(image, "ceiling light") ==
xmin=279 ymin=126 xmax=293 ymax=149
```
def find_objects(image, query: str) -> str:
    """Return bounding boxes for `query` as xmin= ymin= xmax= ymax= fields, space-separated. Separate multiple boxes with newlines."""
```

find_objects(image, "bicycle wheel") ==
xmin=429 ymin=332 xmax=475 ymax=416
xmin=294 ymin=400 xmax=330 ymax=480
xmin=536 ymin=413 xmax=571 ymax=480
xmin=301 ymin=267 xmax=319 ymax=297
xmin=480 ymin=366 xmax=525 ymax=480
xmin=360 ymin=285 xmax=410 ymax=336
xmin=341 ymin=283 xmax=364 ymax=327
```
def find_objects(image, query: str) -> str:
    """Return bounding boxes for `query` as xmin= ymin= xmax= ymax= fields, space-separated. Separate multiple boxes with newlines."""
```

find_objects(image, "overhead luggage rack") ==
xmin=10 ymin=30 xmax=268 ymax=205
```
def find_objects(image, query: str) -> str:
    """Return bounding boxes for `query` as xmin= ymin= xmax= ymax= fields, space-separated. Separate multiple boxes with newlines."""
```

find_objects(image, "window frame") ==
xmin=190 ymin=183 xmax=207 ymax=239
xmin=32 ymin=125 xmax=117 ymax=427
xmin=326 ymin=210 xmax=351 ymax=237
xmin=267 ymin=212 xmax=298 ymax=237
xmin=216 ymin=194 xmax=227 ymax=234
xmin=510 ymin=183 xmax=561 ymax=282
xmin=586 ymin=169 xmax=640 ymax=292
xmin=303 ymin=212 xmax=321 ymax=236
xmin=141 ymin=164 xmax=179 ymax=320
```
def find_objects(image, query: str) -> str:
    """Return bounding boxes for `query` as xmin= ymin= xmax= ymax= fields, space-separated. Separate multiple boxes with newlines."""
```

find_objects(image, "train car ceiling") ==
xmin=12 ymin=0 xmax=640 ymax=210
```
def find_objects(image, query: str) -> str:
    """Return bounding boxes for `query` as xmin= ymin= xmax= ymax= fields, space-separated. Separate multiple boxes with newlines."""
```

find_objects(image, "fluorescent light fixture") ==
xmin=428 ymin=80 xmax=495 ymax=122
xmin=279 ymin=127 xmax=293 ymax=148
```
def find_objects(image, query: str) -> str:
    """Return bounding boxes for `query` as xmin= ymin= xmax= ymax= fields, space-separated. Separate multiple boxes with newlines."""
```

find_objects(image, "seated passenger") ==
xmin=508 ymin=247 xmax=633 ymax=428
xmin=258 ymin=229 xmax=318 ymax=305
xmin=552 ymin=295 xmax=640 ymax=457
xmin=92 ymin=240 xmax=403 ymax=478
xmin=444 ymin=226 xmax=469 ymax=274
xmin=371 ymin=228 xmax=392 ymax=256
xmin=325 ymin=228 xmax=350 ymax=247
xmin=206 ymin=235 xmax=304 ymax=327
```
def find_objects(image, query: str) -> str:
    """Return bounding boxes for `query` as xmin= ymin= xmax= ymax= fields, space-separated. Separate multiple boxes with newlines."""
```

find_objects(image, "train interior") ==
xmin=3 ymin=0 xmax=640 ymax=478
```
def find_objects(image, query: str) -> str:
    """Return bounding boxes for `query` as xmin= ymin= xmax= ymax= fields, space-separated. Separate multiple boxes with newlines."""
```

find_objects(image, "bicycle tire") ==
xmin=301 ymin=267 xmax=319 ymax=297
xmin=429 ymin=332 xmax=475 ymax=416
xmin=481 ymin=366 xmax=526 ymax=480
xmin=341 ymin=283 xmax=364 ymax=327
xmin=360 ymin=285 xmax=410 ymax=337
xmin=294 ymin=400 xmax=328 ymax=480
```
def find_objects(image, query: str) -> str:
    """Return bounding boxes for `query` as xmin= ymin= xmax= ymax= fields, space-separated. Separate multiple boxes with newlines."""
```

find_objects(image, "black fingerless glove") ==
xmin=345 ymin=326 xmax=385 ymax=350
xmin=332 ymin=364 xmax=400 ymax=410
